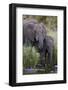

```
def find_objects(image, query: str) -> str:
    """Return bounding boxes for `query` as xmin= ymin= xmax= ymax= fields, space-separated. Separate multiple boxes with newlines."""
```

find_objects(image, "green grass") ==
xmin=23 ymin=46 xmax=40 ymax=69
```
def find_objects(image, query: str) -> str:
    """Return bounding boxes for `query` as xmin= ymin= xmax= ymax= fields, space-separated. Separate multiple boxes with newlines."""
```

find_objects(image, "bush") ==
xmin=23 ymin=46 xmax=40 ymax=69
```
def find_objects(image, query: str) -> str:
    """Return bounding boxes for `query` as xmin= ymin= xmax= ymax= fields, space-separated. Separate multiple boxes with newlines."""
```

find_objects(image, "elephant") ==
xmin=23 ymin=19 xmax=47 ymax=49
xmin=39 ymin=36 xmax=54 ymax=67
xmin=23 ymin=19 xmax=54 ymax=68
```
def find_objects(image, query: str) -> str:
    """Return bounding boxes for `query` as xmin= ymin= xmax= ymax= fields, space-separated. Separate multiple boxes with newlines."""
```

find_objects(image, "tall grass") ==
xmin=23 ymin=46 xmax=40 ymax=69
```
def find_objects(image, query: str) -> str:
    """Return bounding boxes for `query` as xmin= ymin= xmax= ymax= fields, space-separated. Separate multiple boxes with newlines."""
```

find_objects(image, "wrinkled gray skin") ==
xmin=40 ymin=36 xmax=54 ymax=67
xmin=23 ymin=19 xmax=47 ymax=49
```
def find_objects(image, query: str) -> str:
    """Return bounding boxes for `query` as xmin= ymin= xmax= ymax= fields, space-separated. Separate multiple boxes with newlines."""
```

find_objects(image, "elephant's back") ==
xmin=46 ymin=36 xmax=54 ymax=48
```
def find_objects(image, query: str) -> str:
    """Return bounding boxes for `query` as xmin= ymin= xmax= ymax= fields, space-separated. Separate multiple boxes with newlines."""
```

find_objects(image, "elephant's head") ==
xmin=23 ymin=19 xmax=47 ymax=49
xmin=34 ymin=23 xmax=47 ymax=49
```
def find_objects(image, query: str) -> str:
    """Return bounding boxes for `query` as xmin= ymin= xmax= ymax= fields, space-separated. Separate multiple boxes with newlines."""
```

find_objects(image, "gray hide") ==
xmin=40 ymin=36 xmax=54 ymax=66
xmin=23 ymin=19 xmax=47 ymax=49
xmin=23 ymin=19 xmax=38 ymax=45
xmin=34 ymin=23 xmax=47 ymax=49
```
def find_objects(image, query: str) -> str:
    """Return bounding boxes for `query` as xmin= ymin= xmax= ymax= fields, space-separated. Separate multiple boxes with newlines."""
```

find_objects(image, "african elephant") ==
xmin=39 ymin=36 xmax=54 ymax=67
xmin=23 ymin=19 xmax=47 ymax=49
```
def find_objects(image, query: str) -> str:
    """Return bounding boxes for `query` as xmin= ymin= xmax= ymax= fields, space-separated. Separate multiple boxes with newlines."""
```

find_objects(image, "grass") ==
xmin=23 ymin=46 xmax=40 ymax=69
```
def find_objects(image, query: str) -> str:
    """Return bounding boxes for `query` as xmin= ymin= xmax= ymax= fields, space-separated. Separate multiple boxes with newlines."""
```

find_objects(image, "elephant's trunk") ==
xmin=38 ymin=37 xmax=43 ymax=50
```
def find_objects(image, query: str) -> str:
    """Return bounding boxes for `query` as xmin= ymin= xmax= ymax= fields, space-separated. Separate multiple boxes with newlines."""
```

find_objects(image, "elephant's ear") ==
xmin=26 ymin=23 xmax=36 ymax=42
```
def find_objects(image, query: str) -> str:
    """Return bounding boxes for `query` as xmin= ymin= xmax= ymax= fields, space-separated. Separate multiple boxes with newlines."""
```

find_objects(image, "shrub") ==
xmin=23 ymin=46 xmax=40 ymax=69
